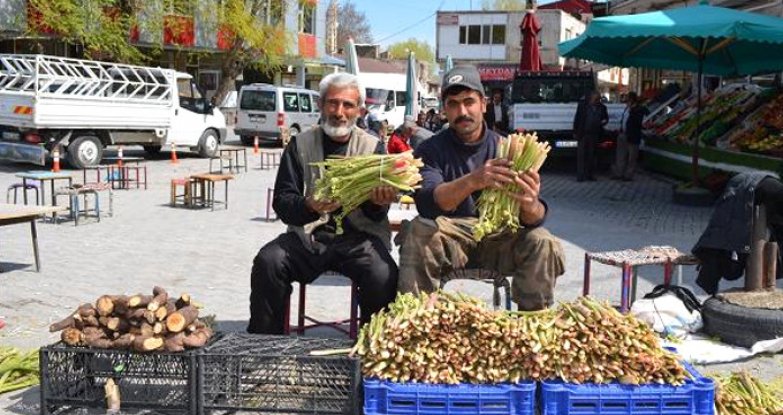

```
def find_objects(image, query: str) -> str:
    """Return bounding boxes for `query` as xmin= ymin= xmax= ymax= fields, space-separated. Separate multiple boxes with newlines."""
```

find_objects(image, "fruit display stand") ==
xmin=641 ymin=85 xmax=783 ymax=180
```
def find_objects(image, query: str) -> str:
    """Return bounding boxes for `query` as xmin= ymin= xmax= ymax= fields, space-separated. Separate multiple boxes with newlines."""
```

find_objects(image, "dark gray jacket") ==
xmin=693 ymin=172 xmax=772 ymax=254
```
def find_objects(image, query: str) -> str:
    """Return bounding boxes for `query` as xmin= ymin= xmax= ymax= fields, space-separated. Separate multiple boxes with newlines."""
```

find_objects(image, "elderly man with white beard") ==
xmin=247 ymin=73 xmax=399 ymax=334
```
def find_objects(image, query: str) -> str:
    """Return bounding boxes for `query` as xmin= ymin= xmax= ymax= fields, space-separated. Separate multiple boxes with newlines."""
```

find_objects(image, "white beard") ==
xmin=321 ymin=117 xmax=357 ymax=137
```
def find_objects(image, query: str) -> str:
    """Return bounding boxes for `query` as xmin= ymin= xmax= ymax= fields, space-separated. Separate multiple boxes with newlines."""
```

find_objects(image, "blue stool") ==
xmin=6 ymin=183 xmax=40 ymax=205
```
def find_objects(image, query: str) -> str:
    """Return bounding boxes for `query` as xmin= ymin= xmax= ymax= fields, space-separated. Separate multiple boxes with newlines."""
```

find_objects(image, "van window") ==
xmin=395 ymin=91 xmax=407 ymax=107
xmin=240 ymin=90 xmax=275 ymax=111
xmin=299 ymin=93 xmax=312 ymax=112
xmin=283 ymin=92 xmax=299 ymax=111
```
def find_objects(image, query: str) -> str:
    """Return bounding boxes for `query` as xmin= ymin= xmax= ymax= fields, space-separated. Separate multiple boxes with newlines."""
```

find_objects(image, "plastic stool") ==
xmin=81 ymin=182 xmax=114 ymax=217
xmin=53 ymin=186 xmax=100 ymax=226
xmin=283 ymin=274 xmax=360 ymax=339
xmin=6 ymin=183 xmax=40 ymax=205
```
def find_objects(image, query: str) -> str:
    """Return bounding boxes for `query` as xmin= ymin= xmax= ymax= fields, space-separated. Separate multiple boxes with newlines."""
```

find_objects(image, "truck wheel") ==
xmin=143 ymin=145 xmax=162 ymax=155
xmin=240 ymin=135 xmax=254 ymax=146
xmin=198 ymin=129 xmax=220 ymax=158
xmin=66 ymin=135 xmax=103 ymax=168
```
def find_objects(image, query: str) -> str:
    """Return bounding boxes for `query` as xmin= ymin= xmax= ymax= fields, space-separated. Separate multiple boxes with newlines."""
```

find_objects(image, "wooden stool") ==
xmin=170 ymin=177 xmax=194 ymax=207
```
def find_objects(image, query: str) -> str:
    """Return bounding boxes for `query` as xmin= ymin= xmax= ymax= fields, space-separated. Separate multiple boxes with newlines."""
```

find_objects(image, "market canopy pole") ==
xmin=558 ymin=0 xmax=783 ymax=184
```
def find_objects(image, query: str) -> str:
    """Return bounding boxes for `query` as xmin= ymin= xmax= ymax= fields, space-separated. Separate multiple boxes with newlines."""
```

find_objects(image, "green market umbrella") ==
xmin=559 ymin=0 xmax=783 ymax=183
xmin=405 ymin=51 xmax=417 ymax=117
xmin=344 ymin=37 xmax=361 ymax=76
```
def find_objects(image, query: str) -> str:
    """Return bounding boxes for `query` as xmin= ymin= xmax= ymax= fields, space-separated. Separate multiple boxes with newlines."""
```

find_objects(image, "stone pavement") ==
xmin=0 ymin=141 xmax=780 ymax=413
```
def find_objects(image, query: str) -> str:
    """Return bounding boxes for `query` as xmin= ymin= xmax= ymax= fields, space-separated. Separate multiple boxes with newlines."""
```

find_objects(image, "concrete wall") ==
xmin=437 ymin=12 xmax=508 ymax=61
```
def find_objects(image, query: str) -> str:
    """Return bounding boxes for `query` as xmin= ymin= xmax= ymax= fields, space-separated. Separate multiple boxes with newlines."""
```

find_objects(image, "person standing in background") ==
xmin=484 ymin=90 xmax=509 ymax=134
xmin=573 ymin=91 xmax=608 ymax=182
xmin=614 ymin=92 xmax=649 ymax=181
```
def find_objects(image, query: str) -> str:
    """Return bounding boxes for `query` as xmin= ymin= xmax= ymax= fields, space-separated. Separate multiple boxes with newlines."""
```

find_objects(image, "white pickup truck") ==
xmin=508 ymin=71 xmax=625 ymax=153
xmin=0 ymin=54 xmax=226 ymax=168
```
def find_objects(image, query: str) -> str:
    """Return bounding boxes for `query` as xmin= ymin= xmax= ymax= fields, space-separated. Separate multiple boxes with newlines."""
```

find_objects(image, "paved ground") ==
xmin=0 ymin=136 xmax=780 ymax=413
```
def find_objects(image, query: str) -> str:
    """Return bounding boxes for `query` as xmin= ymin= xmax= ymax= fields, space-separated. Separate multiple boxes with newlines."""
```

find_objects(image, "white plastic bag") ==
xmin=631 ymin=293 xmax=703 ymax=339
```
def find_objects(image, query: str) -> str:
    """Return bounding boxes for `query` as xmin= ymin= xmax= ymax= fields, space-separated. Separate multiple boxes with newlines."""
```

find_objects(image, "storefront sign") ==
xmin=437 ymin=14 xmax=460 ymax=25
xmin=477 ymin=64 xmax=517 ymax=81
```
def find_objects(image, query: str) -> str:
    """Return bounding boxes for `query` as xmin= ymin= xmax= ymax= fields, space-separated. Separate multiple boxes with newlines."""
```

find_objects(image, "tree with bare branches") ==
xmin=337 ymin=1 xmax=373 ymax=50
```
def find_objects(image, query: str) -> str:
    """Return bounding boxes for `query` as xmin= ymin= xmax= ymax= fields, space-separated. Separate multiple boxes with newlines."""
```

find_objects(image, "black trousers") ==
xmin=577 ymin=134 xmax=598 ymax=180
xmin=247 ymin=231 xmax=399 ymax=334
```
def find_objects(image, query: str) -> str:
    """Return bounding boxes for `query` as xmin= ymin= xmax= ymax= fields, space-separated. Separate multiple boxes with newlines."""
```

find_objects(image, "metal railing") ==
xmin=0 ymin=54 xmax=173 ymax=104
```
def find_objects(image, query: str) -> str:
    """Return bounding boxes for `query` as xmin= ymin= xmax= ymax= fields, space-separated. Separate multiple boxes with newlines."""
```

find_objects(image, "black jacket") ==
xmin=692 ymin=172 xmax=780 ymax=294
xmin=624 ymin=104 xmax=649 ymax=144
xmin=484 ymin=103 xmax=509 ymax=133
xmin=573 ymin=100 xmax=608 ymax=138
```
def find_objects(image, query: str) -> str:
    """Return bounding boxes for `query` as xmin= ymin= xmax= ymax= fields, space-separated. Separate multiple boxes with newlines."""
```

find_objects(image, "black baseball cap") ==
xmin=441 ymin=65 xmax=485 ymax=99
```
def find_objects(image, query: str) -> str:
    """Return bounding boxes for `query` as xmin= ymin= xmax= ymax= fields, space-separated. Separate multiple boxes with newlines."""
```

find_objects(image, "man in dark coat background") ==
xmin=573 ymin=91 xmax=608 ymax=182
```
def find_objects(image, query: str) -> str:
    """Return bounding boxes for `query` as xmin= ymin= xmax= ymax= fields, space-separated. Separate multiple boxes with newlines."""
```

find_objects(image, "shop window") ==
xmin=482 ymin=25 xmax=491 ymax=44
xmin=492 ymin=25 xmax=505 ymax=44
xmin=459 ymin=26 xmax=467 ymax=44
xmin=468 ymin=25 xmax=481 ymax=44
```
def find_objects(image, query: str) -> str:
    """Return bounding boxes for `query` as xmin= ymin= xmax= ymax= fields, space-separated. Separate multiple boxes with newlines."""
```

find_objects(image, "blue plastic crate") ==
xmin=363 ymin=378 xmax=536 ymax=415
xmin=539 ymin=361 xmax=714 ymax=415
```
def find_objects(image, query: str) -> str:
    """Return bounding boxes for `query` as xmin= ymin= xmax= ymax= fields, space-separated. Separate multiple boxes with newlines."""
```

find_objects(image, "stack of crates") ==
xmin=198 ymin=333 xmax=361 ymax=414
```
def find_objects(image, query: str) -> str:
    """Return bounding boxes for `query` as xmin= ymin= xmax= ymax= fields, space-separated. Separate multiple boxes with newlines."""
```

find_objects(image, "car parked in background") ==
xmin=234 ymin=84 xmax=320 ymax=146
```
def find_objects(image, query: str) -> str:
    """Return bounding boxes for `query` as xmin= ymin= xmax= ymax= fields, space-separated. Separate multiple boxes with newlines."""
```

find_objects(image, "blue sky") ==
xmin=351 ymin=0 xmax=481 ymax=49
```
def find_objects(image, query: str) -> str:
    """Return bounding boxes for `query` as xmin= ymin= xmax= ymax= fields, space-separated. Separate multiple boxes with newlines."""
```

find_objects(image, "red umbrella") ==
xmin=520 ymin=10 xmax=543 ymax=71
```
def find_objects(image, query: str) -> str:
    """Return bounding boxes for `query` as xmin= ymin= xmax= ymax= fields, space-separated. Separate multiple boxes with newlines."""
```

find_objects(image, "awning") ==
xmin=320 ymin=55 xmax=345 ymax=67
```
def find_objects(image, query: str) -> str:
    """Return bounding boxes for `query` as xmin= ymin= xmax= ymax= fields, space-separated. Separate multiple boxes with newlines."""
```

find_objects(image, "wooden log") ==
xmin=140 ymin=322 xmax=155 ymax=337
xmin=49 ymin=315 xmax=76 ymax=332
xmin=61 ymin=327 xmax=83 ymax=346
xmin=96 ymin=295 xmax=115 ymax=317
xmin=153 ymin=322 xmax=165 ymax=335
xmin=82 ymin=315 xmax=100 ymax=327
xmin=147 ymin=286 xmax=169 ymax=312
xmin=132 ymin=336 xmax=164 ymax=352
xmin=112 ymin=295 xmax=130 ymax=316
xmin=154 ymin=305 xmax=169 ymax=321
xmin=105 ymin=378 xmax=121 ymax=413
xmin=106 ymin=317 xmax=130 ymax=333
xmin=166 ymin=306 xmax=199 ymax=333
xmin=182 ymin=327 xmax=212 ymax=348
xmin=77 ymin=303 xmax=97 ymax=318
xmin=128 ymin=294 xmax=153 ymax=308
xmin=143 ymin=310 xmax=156 ymax=325
xmin=113 ymin=333 xmax=135 ymax=349
xmin=164 ymin=332 xmax=186 ymax=352
xmin=126 ymin=308 xmax=146 ymax=321
xmin=175 ymin=293 xmax=191 ymax=309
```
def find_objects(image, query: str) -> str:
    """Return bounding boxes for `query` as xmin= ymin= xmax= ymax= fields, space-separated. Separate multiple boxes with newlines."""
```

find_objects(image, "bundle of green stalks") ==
xmin=474 ymin=133 xmax=550 ymax=241
xmin=311 ymin=151 xmax=423 ymax=233
xmin=351 ymin=292 xmax=688 ymax=386
xmin=714 ymin=372 xmax=783 ymax=415
xmin=0 ymin=347 xmax=39 ymax=394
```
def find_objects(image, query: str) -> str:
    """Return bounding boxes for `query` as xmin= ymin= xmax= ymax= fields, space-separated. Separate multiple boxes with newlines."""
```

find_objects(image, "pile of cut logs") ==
xmin=49 ymin=286 xmax=212 ymax=352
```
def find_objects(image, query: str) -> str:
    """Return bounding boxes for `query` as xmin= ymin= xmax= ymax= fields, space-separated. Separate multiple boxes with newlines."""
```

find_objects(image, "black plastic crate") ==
xmin=198 ymin=333 xmax=361 ymax=415
xmin=40 ymin=342 xmax=197 ymax=414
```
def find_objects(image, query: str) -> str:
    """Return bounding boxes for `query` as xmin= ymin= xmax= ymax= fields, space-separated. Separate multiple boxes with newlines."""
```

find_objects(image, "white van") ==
xmin=234 ymin=84 xmax=320 ymax=146
xmin=360 ymin=72 xmax=423 ymax=130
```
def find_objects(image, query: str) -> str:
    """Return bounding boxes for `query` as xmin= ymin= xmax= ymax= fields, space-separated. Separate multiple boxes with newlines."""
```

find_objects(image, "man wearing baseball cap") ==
xmin=397 ymin=65 xmax=565 ymax=311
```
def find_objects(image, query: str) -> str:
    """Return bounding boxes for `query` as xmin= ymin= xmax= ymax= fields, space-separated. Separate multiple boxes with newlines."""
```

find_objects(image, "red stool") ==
xmin=283 ymin=274 xmax=360 ymax=339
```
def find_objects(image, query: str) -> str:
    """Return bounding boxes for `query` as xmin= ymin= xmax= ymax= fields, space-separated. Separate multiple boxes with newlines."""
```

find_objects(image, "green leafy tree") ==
xmin=386 ymin=38 xmax=435 ymax=73
xmin=25 ymin=0 xmax=291 ymax=105
xmin=27 ymin=0 xmax=147 ymax=63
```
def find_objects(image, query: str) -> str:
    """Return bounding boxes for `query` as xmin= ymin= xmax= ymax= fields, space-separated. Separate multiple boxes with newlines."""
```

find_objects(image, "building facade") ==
xmin=435 ymin=9 xmax=585 ymax=91
xmin=0 ymin=0 xmax=337 ymax=99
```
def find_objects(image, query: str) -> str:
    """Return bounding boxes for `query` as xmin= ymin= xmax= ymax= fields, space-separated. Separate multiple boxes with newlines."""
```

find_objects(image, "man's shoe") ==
xmin=622 ymin=177 xmax=633 ymax=182
xmin=610 ymin=175 xmax=623 ymax=180
xmin=587 ymin=177 xmax=597 ymax=181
